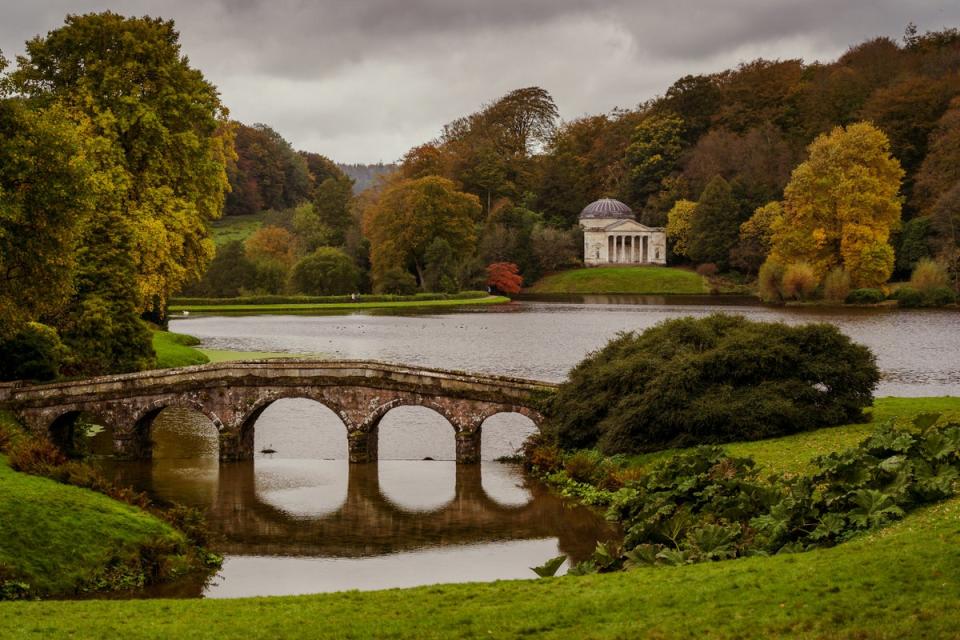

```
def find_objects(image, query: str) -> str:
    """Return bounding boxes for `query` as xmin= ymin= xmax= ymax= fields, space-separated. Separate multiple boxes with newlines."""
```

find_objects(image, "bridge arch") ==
xmin=239 ymin=394 xmax=349 ymax=460
xmin=47 ymin=409 xmax=116 ymax=458
xmin=131 ymin=399 xmax=224 ymax=460
xmin=370 ymin=403 xmax=458 ymax=462
xmin=479 ymin=411 xmax=539 ymax=461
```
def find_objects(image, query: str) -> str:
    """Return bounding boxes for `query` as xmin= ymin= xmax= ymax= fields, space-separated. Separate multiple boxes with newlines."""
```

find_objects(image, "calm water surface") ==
xmin=172 ymin=299 xmax=960 ymax=396
xmin=107 ymin=299 xmax=958 ymax=598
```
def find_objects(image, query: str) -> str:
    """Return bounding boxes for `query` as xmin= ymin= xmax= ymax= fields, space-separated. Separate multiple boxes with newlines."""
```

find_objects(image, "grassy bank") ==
xmin=527 ymin=266 xmax=707 ymax=295
xmin=0 ymin=452 xmax=187 ymax=597
xmin=152 ymin=330 xmax=297 ymax=368
xmin=169 ymin=295 xmax=509 ymax=314
xmin=152 ymin=331 xmax=210 ymax=368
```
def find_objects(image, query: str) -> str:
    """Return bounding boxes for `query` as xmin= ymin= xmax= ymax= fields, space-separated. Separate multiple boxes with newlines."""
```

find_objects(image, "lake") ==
xmin=101 ymin=298 xmax=959 ymax=598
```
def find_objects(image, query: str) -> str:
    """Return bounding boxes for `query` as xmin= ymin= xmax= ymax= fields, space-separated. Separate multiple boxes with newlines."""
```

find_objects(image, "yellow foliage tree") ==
xmin=363 ymin=176 xmax=480 ymax=287
xmin=740 ymin=201 xmax=782 ymax=255
xmin=665 ymin=199 xmax=696 ymax=258
xmin=766 ymin=122 xmax=903 ymax=287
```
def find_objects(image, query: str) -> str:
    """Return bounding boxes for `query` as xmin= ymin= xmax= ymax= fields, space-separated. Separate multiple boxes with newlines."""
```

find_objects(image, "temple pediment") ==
xmin=602 ymin=219 xmax=657 ymax=232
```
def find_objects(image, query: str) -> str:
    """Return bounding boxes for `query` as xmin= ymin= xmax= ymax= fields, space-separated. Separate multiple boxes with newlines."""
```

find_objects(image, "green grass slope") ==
xmin=152 ymin=331 xmax=210 ymax=368
xmin=0 ymin=453 xmax=184 ymax=596
xmin=211 ymin=213 xmax=263 ymax=247
xmin=1 ymin=495 xmax=957 ymax=638
xmin=527 ymin=266 xmax=707 ymax=294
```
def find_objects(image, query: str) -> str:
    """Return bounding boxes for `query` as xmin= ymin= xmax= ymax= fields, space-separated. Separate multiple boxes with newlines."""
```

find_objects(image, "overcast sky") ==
xmin=2 ymin=1 xmax=959 ymax=163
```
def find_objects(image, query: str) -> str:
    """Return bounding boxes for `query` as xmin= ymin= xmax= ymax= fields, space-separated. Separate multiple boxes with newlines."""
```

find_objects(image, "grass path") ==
xmin=168 ymin=295 xmax=509 ymax=314
xmin=527 ymin=266 xmax=707 ymax=294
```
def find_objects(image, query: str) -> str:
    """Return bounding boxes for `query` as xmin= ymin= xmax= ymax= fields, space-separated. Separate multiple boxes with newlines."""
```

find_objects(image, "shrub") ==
xmin=893 ymin=286 xmax=924 ymax=308
xmin=909 ymin=258 xmax=950 ymax=292
xmin=543 ymin=314 xmax=879 ymax=455
xmin=374 ymin=268 xmax=419 ymax=295
xmin=924 ymin=286 xmax=957 ymax=307
xmin=0 ymin=323 xmax=67 ymax=382
xmin=486 ymin=262 xmax=523 ymax=295
xmin=695 ymin=263 xmax=718 ymax=277
xmin=563 ymin=450 xmax=605 ymax=484
xmin=845 ymin=288 xmax=886 ymax=304
xmin=822 ymin=268 xmax=852 ymax=302
xmin=757 ymin=261 xmax=785 ymax=302
xmin=780 ymin=262 xmax=819 ymax=300
xmin=288 ymin=248 xmax=359 ymax=296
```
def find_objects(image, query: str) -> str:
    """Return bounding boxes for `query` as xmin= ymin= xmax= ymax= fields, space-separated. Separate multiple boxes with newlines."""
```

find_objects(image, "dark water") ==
xmin=172 ymin=299 xmax=960 ymax=396
xmin=95 ymin=404 xmax=615 ymax=598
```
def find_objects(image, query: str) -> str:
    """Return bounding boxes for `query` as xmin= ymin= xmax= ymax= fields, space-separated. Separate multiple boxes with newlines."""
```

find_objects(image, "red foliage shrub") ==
xmin=486 ymin=262 xmax=523 ymax=295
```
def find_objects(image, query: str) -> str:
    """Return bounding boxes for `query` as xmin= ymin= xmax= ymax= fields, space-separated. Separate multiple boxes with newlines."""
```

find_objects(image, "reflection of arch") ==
xmin=133 ymin=400 xmax=223 ymax=460
xmin=48 ymin=409 xmax=115 ymax=457
xmin=238 ymin=393 xmax=347 ymax=448
xmin=479 ymin=412 xmax=538 ymax=461
xmin=378 ymin=460 xmax=456 ymax=512
xmin=373 ymin=404 xmax=457 ymax=462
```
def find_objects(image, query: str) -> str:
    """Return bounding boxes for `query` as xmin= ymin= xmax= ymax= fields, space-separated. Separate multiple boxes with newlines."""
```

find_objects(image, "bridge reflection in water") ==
xmin=94 ymin=405 xmax=617 ymax=598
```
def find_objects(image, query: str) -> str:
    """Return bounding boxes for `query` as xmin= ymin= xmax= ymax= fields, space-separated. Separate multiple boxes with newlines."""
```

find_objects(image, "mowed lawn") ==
xmin=527 ymin=266 xmax=707 ymax=294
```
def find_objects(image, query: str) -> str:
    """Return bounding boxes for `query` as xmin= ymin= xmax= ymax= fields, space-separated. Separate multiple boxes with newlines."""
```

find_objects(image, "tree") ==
xmin=363 ymin=176 xmax=480 ymax=287
xmin=531 ymin=226 xmax=579 ymax=274
xmin=312 ymin=174 xmax=355 ymax=245
xmin=11 ymin=12 xmax=233 ymax=315
xmin=543 ymin=315 xmax=879 ymax=454
xmin=0 ymin=99 xmax=95 ymax=336
xmin=486 ymin=262 xmax=523 ymax=295
xmin=766 ymin=122 xmax=903 ymax=287
xmin=245 ymin=226 xmax=296 ymax=293
xmin=732 ymin=201 xmax=782 ymax=273
xmin=482 ymin=87 xmax=559 ymax=156
xmin=624 ymin=112 xmax=685 ymax=207
xmin=226 ymin=123 xmax=311 ymax=215
xmin=194 ymin=240 xmax=257 ymax=297
xmin=665 ymin=200 xmax=697 ymax=259
xmin=422 ymin=238 xmax=458 ymax=293
xmin=288 ymin=248 xmax=359 ymax=295
xmin=688 ymin=176 xmax=741 ymax=268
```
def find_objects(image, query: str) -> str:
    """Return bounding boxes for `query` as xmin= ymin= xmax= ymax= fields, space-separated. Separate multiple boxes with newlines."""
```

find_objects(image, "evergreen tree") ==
xmin=688 ymin=176 xmax=741 ymax=268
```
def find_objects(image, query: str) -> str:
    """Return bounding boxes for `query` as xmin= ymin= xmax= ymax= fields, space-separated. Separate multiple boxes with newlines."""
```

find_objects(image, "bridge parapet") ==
xmin=1 ymin=360 xmax=558 ymax=464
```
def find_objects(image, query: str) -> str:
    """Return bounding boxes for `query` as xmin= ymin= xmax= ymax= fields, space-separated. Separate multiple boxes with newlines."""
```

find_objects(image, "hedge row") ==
xmin=170 ymin=291 xmax=490 ymax=306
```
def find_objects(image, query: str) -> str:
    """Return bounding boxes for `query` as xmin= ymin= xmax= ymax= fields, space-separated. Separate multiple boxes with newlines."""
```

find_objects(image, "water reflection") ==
xmin=95 ymin=408 xmax=614 ymax=597
xmin=171 ymin=300 xmax=960 ymax=396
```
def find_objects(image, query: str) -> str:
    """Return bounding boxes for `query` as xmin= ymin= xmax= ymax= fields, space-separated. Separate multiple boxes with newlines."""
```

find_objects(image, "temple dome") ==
xmin=579 ymin=198 xmax=634 ymax=220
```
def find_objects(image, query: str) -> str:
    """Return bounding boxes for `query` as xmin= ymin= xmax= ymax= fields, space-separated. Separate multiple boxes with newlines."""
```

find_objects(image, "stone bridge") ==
xmin=0 ymin=360 xmax=557 ymax=463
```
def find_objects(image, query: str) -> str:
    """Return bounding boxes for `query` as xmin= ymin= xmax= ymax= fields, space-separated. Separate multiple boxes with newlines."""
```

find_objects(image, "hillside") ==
xmin=526 ymin=266 xmax=707 ymax=295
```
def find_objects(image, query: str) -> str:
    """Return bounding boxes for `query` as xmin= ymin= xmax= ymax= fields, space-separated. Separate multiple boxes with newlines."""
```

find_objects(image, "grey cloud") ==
xmin=2 ymin=1 xmax=959 ymax=162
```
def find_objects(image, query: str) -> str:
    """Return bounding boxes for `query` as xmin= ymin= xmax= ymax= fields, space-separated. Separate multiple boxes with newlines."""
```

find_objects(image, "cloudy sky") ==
xmin=3 ymin=1 xmax=959 ymax=163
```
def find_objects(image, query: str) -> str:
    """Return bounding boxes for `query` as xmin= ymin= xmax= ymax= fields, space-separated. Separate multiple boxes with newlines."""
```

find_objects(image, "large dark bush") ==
xmin=0 ymin=323 xmax=67 ymax=381
xmin=544 ymin=314 xmax=879 ymax=454
xmin=287 ymin=247 xmax=359 ymax=296
xmin=845 ymin=288 xmax=886 ymax=304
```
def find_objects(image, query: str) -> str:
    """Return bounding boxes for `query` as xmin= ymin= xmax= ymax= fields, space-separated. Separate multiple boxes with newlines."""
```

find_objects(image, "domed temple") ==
xmin=578 ymin=198 xmax=667 ymax=266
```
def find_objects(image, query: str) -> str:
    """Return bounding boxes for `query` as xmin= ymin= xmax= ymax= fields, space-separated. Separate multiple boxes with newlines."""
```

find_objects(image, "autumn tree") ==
xmin=226 ymin=123 xmax=311 ymax=215
xmin=0 ymin=98 xmax=95 ymax=336
xmin=312 ymin=173 xmax=355 ymax=245
xmin=288 ymin=247 xmax=359 ymax=295
xmin=732 ymin=201 xmax=782 ymax=273
xmin=11 ymin=11 xmax=233 ymax=316
xmin=363 ymin=176 xmax=480 ymax=287
xmin=531 ymin=226 xmax=579 ymax=273
xmin=687 ymin=176 xmax=741 ymax=268
xmin=486 ymin=262 xmax=523 ymax=295
xmin=766 ymin=122 xmax=903 ymax=287
xmin=245 ymin=226 xmax=296 ymax=293
xmin=624 ymin=112 xmax=685 ymax=209
xmin=665 ymin=200 xmax=696 ymax=259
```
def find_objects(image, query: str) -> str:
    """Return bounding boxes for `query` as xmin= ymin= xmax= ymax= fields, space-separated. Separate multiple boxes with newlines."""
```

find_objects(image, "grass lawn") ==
xmin=0 ymin=449 xmax=184 ymax=597
xmin=527 ymin=266 xmax=707 ymax=295
xmin=153 ymin=330 xmax=303 ymax=367
xmin=622 ymin=396 xmax=960 ymax=477
xmin=151 ymin=331 xmax=210 ymax=368
xmin=211 ymin=213 xmax=263 ymax=247
xmin=169 ymin=295 xmax=509 ymax=314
